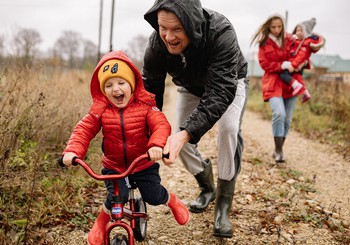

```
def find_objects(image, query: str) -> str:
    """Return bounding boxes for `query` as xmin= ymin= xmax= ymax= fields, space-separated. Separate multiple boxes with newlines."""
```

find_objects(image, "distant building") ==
xmin=310 ymin=54 xmax=342 ymax=69
xmin=310 ymin=55 xmax=350 ymax=83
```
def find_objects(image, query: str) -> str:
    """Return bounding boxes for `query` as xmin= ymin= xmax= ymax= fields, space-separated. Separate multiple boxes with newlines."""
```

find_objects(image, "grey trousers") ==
xmin=175 ymin=78 xmax=248 ymax=181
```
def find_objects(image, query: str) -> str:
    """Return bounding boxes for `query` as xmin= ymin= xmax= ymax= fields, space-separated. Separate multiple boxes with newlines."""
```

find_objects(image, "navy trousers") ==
xmin=102 ymin=163 xmax=169 ymax=210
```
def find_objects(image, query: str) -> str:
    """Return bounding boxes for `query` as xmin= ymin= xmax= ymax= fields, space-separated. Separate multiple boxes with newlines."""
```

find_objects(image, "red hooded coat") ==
xmin=289 ymin=34 xmax=326 ymax=69
xmin=258 ymin=34 xmax=306 ymax=101
xmin=63 ymin=51 xmax=171 ymax=173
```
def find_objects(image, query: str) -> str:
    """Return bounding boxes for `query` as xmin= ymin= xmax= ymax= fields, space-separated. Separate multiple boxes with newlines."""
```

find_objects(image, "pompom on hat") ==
xmin=299 ymin=17 xmax=316 ymax=38
xmin=98 ymin=59 xmax=136 ymax=94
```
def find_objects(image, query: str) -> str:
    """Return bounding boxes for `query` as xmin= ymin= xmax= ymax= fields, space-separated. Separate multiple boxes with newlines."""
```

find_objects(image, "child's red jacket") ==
xmin=63 ymin=51 xmax=171 ymax=173
xmin=289 ymin=34 xmax=326 ymax=69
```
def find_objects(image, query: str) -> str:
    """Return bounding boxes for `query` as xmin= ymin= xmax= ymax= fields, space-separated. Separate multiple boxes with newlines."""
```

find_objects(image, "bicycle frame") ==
xmin=73 ymin=153 xmax=149 ymax=245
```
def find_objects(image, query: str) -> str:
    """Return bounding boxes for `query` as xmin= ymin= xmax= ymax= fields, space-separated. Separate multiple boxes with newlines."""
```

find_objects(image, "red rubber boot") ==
xmin=291 ymin=80 xmax=303 ymax=96
xmin=301 ymin=89 xmax=311 ymax=104
xmin=167 ymin=193 xmax=190 ymax=225
xmin=87 ymin=206 xmax=110 ymax=245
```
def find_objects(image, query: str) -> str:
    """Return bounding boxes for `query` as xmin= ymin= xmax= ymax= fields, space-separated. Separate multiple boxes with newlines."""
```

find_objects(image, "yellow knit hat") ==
xmin=98 ymin=59 xmax=136 ymax=94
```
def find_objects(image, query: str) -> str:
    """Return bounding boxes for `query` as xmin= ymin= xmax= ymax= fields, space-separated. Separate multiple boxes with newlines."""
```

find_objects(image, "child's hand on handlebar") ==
xmin=148 ymin=146 xmax=163 ymax=161
xmin=62 ymin=152 xmax=78 ymax=167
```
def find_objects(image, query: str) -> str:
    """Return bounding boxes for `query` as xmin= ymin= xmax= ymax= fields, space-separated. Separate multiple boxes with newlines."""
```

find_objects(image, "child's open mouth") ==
xmin=114 ymin=94 xmax=124 ymax=102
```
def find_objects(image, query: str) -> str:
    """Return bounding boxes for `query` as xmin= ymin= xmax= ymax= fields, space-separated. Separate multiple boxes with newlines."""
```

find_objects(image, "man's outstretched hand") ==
xmin=162 ymin=130 xmax=191 ymax=166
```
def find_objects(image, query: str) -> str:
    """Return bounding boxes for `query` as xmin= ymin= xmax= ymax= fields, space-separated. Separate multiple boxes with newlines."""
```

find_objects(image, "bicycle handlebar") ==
xmin=73 ymin=153 xmax=150 ymax=181
xmin=58 ymin=152 xmax=169 ymax=181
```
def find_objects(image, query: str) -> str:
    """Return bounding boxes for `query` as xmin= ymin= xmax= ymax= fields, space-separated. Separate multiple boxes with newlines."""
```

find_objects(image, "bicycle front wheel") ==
xmin=133 ymin=197 xmax=147 ymax=241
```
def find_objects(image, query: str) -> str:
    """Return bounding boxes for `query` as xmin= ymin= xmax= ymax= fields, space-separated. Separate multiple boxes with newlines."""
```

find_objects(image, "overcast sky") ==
xmin=1 ymin=0 xmax=349 ymax=60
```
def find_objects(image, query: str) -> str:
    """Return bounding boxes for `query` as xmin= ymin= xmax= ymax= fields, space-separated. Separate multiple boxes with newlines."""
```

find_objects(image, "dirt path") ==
xmin=242 ymin=110 xmax=350 ymax=214
xmin=50 ymin=83 xmax=350 ymax=244
xmin=143 ymin=83 xmax=350 ymax=244
xmin=164 ymin=83 xmax=350 ymax=215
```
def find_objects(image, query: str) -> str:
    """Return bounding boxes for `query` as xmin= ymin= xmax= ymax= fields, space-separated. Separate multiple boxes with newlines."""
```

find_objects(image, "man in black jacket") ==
xmin=142 ymin=0 xmax=248 ymax=238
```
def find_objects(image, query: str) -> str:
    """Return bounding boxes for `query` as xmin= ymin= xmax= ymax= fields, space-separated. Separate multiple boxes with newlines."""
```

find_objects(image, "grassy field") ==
xmin=0 ymin=65 xmax=349 ymax=243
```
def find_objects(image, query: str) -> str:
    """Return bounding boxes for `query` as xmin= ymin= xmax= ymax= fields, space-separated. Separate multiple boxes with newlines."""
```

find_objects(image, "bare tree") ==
xmin=54 ymin=31 xmax=82 ymax=68
xmin=82 ymin=39 xmax=98 ymax=70
xmin=125 ymin=34 xmax=149 ymax=70
xmin=12 ymin=28 xmax=42 ymax=65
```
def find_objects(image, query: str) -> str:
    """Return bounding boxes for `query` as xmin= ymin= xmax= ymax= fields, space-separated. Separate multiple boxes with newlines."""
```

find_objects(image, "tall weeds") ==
xmin=0 ymin=62 xmax=95 ymax=244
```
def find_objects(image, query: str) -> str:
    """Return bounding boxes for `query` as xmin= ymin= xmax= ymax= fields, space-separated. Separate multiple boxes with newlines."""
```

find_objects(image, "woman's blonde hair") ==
xmin=251 ymin=14 xmax=286 ymax=49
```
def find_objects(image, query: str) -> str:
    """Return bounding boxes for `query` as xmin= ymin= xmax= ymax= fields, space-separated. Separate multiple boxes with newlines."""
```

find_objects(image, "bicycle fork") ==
xmin=104 ymin=179 xmax=136 ymax=245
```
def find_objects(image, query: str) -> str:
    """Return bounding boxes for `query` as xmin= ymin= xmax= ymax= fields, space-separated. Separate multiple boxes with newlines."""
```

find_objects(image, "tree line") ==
xmin=0 ymin=27 xmax=148 ymax=71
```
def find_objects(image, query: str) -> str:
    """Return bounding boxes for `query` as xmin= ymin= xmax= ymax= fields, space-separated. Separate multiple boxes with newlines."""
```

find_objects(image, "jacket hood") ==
xmin=144 ymin=0 xmax=206 ymax=48
xmin=89 ymin=51 xmax=156 ymax=117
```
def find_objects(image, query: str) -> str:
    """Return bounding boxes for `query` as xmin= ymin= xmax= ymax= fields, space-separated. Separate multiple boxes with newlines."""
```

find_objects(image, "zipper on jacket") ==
xmin=180 ymin=53 xmax=187 ymax=68
xmin=119 ymin=110 xmax=128 ymax=169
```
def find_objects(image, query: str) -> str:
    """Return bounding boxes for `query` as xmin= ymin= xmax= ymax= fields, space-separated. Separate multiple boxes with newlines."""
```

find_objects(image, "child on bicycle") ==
xmin=60 ymin=50 xmax=189 ymax=245
xmin=280 ymin=17 xmax=325 ymax=103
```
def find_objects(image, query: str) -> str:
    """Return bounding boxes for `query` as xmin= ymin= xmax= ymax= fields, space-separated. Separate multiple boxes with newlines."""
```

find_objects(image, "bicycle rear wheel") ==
xmin=133 ymin=197 xmax=147 ymax=241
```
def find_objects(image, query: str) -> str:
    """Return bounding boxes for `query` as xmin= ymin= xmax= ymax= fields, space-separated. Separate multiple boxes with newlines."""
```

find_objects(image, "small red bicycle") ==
xmin=59 ymin=153 xmax=150 ymax=245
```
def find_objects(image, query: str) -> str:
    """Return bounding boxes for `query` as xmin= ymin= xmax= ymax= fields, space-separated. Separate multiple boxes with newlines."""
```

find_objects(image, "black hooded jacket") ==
xmin=143 ymin=0 xmax=248 ymax=144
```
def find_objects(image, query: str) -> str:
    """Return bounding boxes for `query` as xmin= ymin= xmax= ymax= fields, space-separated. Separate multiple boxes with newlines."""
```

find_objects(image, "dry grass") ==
xmin=0 ymin=62 xmax=94 ymax=244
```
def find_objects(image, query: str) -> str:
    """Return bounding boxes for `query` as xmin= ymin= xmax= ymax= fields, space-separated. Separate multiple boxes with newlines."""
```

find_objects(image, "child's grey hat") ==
xmin=300 ymin=17 xmax=316 ymax=37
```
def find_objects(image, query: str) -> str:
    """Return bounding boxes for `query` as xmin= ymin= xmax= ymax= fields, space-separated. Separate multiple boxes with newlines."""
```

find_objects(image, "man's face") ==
xmin=157 ymin=10 xmax=190 ymax=55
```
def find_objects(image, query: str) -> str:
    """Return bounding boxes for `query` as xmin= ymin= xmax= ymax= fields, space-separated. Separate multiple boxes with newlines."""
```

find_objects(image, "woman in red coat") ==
xmin=251 ymin=14 xmax=305 ymax=164
xmin=60 ymin=51 xmax=189 ymax=244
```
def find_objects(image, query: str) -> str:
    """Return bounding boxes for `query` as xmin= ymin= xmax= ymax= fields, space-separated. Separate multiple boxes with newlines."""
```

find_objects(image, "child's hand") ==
xmin=62 ymin=152 xmax=78 ymax=167
xmin=296 ymin=61 xmax=308 ymax=72
xmin=288 ymin=66 xmax=295 ymax=73
xmin=148 ymin=146 xmax=163 ymax=161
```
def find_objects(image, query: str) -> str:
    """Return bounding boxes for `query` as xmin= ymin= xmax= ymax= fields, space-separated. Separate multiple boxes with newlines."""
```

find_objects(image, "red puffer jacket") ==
xmin=63 ymin=51 xmax=171 ymax=173
xmin=258 ymin=34 xmax=305 ymax=101
xmin=289 ymin=34 xmax=326 ymax=69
